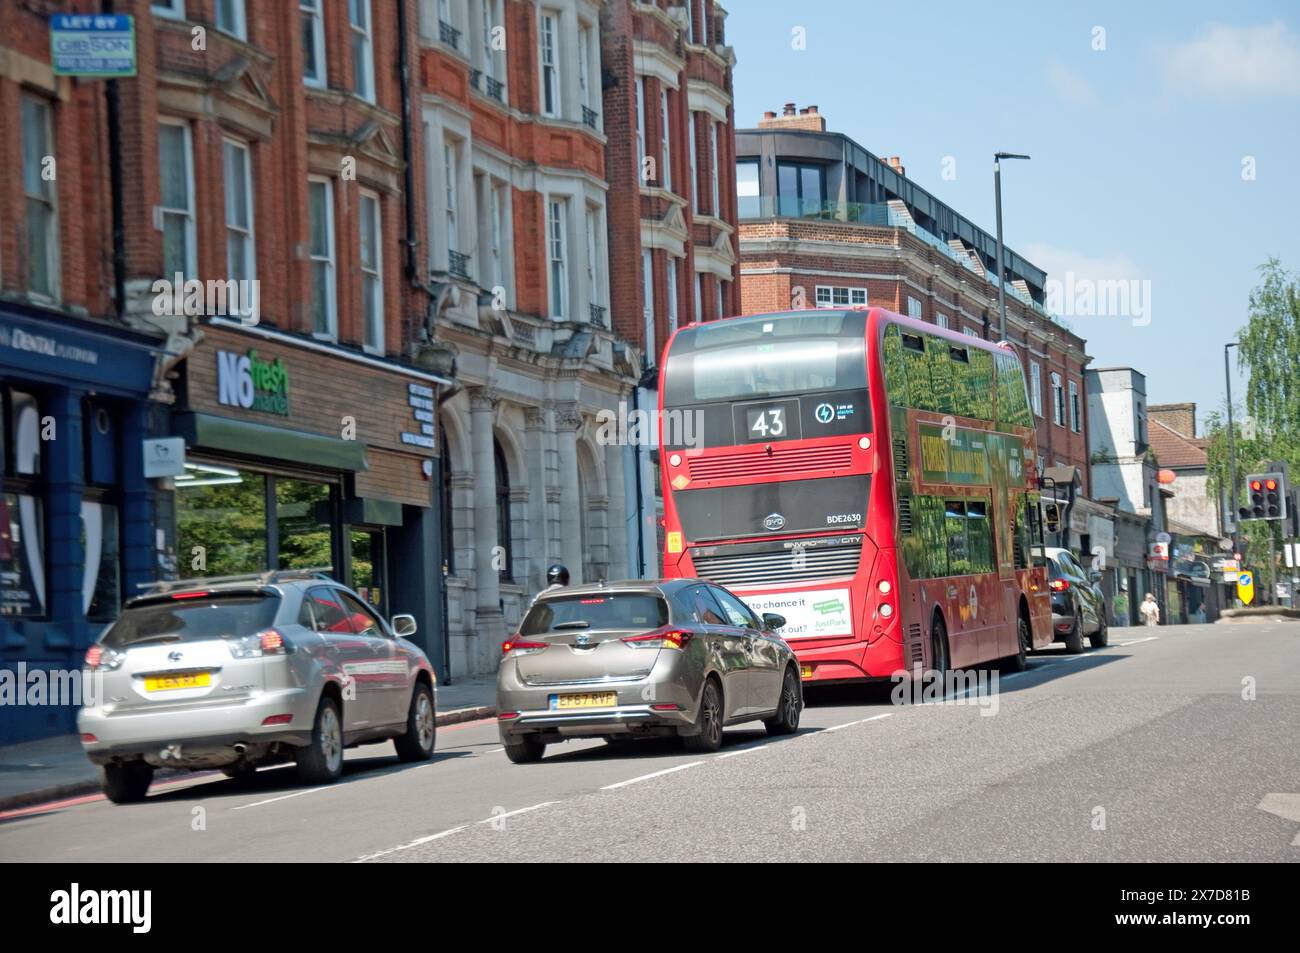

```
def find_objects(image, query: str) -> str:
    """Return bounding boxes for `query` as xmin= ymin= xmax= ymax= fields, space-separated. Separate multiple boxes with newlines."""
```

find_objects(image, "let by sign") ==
xmin=51 ymin=14 xmax=137 ymax=78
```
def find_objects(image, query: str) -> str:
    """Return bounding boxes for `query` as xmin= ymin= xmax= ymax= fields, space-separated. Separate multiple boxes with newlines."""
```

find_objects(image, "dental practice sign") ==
xmin=50 ymin=14 xmax=137 ymax=78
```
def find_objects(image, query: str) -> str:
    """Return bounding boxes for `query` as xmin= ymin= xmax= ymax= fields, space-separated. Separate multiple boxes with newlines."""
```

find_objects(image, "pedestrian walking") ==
xmin=1140 ymin=592 xmax=1160 ymax=627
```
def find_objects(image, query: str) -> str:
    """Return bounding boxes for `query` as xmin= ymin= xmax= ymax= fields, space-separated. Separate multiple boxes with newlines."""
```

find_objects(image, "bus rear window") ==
xmin=664 ymin=311 xmax=868 ymax=405
xmin=692 ymin=339 xmax=839 ymax=401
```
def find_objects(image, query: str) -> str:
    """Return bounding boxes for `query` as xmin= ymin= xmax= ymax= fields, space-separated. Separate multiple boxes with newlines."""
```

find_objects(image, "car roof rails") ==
xmin=137 ymin=568 xmax=336 ymax=594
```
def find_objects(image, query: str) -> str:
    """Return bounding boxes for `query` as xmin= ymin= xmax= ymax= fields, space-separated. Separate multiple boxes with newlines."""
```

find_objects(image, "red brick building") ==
xmin=601 ymin=0 xmax=739 ymax=366
xmin=736 ymin=105 xmax=1092 ymax=490
xmin=0 ymin=0 xmax=454 ymax=706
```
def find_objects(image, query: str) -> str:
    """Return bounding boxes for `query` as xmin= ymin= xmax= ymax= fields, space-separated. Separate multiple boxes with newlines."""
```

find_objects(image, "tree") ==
xmin=1203 ymin=259 xmax=1300 ymax=597
xmin=1239 ymin=258 xmax=1300 ymax=438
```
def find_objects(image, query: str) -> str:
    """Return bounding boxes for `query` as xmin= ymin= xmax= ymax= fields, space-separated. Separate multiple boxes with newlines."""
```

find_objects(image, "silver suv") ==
xmin=78 ymin=571 xmax=437 ymax=803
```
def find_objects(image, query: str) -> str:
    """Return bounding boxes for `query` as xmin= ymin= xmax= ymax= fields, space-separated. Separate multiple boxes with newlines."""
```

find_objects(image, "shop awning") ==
xmin=174 ymin=412 xmax=368 ymax=472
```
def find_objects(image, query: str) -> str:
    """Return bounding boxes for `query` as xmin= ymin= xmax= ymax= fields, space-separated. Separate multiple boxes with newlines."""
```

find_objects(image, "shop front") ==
xmin=0 ymin=302 xmax=163 ymax=743
xmin=1110 ymin=509 xmax=1153 ymax=627
xmin=169 ymin=320 xmax=450 ymax=669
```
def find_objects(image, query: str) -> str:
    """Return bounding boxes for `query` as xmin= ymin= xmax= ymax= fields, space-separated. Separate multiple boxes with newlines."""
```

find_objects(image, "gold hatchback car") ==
xmin=496 ymin=579 xmax=803 ymax=763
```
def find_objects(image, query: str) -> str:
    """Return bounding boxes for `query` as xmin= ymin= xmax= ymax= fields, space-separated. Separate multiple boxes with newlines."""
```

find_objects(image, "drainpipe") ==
xmin=104 ymin=0 xmax=126 ymax=318
xmin=397 ymin=0 xmax=420 ymax=285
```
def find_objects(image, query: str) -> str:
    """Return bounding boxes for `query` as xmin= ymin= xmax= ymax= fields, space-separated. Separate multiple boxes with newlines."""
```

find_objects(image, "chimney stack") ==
xmin=887 ymin=155 xmax=906 ymax=176
xmin=758 ymin=103 xmax=827 ymax=133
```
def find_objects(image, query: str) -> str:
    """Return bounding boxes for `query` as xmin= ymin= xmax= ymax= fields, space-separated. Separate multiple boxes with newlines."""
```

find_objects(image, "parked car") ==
xmin=496 ymin=579 xmax=803 ymax=763
xmin=78 ymin=571 xmax=437 ymax=804
xmin=1036 ymin=547 xmax=1108 ymax=652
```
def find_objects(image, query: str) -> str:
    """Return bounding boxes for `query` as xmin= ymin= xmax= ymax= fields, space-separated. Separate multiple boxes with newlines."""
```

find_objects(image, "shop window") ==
xmin=275 ymin=479 xmax=334 ymax=574
xmin=1 ymin=389 xmax=47 ymax=617
xmin=350 ymin=528 xmax=387 ymax=615
xmin=494 ymin=440 xmax=514 ymax=581
xmin=81 ymin=502 xmax=120 ymax=621
xmin=176 ymin=465 xmax=268 ymax=577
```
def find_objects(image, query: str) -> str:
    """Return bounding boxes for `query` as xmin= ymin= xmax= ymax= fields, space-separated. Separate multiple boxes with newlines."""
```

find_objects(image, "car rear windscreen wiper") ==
xmin=553 ymin=621 xmax=591 ymax=630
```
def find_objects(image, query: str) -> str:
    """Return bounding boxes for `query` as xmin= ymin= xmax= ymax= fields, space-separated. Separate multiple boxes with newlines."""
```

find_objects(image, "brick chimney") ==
xmin=887 ymin=155 xmax=906 ymax=176
xmin=1148 ymin=402 xmax=1197 ymax=439
xmin=758 ymin=103 xmax=826 ymax=132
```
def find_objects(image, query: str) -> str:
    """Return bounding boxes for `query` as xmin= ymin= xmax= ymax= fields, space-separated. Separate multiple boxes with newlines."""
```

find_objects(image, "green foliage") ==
xmin=1201 ymin=259 xmax=1300 ymax=576
xmin=1240 ymin=259 xmax=1300 ymax=437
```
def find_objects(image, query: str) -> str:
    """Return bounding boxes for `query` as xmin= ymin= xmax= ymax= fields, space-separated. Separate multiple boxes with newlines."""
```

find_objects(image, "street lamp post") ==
xmin=994 ymin=152 xmax=1030 ymax=341
xmin=1224 ymin=342 xmax=1239 ymax=549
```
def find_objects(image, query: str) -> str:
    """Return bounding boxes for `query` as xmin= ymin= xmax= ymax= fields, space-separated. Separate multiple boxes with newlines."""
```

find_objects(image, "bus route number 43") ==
xmin=748 ymin=407 xmax=786 ymax=438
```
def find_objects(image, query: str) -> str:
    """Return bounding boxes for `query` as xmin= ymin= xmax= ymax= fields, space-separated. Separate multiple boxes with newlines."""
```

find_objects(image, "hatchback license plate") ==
xmin=144 ymin=672 xmax=211 ymax=692
xmin=550 ymin=691 xmax=617 ymax=710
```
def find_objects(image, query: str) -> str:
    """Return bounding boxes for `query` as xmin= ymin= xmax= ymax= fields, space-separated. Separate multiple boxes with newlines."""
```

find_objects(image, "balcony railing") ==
xmin=589 ymin=303 xmax=608 ymax=328
xmin=741 ymin=196 xmax=1067 ymax=327
xmin=485 ymin=75 xmax=505 ymax=102
xmin=439 ymin=20 xmax=461 ymax=50
xmin=581 ymin=106 xmax=600 ymax=130
xmin=470 ymin=67 xmax=482 ymax=90
xmin=448 ymin=250 xmax=471 ymax=279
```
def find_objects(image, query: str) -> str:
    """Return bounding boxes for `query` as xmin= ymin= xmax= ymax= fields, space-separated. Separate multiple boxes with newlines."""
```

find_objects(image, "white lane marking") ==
xmin=477 ymin=801 xmax=555 ymax=824
xmin=601 ymin=761 xmax=703 ymax=790
xmin=353 ymin=825 xmax=467 ymax=861
xmin=486 ymin=746 xmax=505 ymax=754
xmin=351 ymin=801 xmax=557 ymax=862
xmin=1115 ymin=636 xmax=1159 ymax=646
xmin=822 ymin=712 xmax=893 ymax=730
xmin=231 ymin=787 xmax=330 ymax=811
xmin=716 ymin=744 xmax=766 ymax=759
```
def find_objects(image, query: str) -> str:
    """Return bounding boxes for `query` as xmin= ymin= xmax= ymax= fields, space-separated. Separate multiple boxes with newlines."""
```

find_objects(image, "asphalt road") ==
xmin=2 ymin=622 xmax=1298 ymax=863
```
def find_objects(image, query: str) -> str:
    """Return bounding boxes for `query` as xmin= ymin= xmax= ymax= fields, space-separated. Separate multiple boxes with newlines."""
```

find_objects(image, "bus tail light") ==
xmin=879 ymin=603 xmax=894 ymax=618
xmin=622 ymin=628 xmax=693 ymax=650
xmin=1049 ymin=579 xmax=1070 ymax=592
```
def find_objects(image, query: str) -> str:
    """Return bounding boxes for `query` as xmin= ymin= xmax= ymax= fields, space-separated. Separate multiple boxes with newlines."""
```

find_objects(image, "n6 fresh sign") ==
xmin=217 ymin=349 xmax=289 ymax=416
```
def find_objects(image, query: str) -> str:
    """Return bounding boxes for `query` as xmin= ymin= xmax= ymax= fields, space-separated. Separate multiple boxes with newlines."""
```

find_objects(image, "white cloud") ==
xmin=1160 ymin=20 xmax=1300 ymax=99
xmin=1045 ymin=59 xmax=1099 ymax=108
xmin=1023 ymin=243 xmax=1144 ymax=285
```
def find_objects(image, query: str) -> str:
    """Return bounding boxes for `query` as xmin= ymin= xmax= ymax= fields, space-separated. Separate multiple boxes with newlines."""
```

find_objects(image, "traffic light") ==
xmin=1239 ymin=471 xmax=1288 ymax=522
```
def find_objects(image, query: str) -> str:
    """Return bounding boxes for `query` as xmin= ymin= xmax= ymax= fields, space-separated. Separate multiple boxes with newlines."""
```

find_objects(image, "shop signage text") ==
xmin=401 ymin=382 xmax=436 ymax=450
xmin=217 ymin=349 xmax=289 ymax=417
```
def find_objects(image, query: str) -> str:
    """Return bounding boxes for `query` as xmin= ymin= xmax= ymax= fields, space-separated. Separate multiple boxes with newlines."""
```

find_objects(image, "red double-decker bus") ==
xmin=658 ymin=306 xmax=1051 ymax=684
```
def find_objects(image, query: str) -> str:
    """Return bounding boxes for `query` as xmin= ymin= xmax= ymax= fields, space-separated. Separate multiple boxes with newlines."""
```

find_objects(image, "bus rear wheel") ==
xmin=930 ymin=613 xmax=950 ymax=678
xmin=1006 ymin=613 xmax=1031 ymax=672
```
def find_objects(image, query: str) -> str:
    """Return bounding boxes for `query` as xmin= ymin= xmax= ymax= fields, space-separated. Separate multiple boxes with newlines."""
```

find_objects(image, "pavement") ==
xmin=1 ymin=621 xmax=1297 ymax=862
xmin=0 ymin=674 xmax=496 ymax=812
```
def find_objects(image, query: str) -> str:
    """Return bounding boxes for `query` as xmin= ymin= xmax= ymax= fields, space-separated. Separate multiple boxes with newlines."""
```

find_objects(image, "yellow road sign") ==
xmin=1237 ymin=570 xmax=1255 ymax=605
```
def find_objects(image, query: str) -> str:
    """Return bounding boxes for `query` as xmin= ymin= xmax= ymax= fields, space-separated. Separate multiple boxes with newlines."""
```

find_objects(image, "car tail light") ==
xmin=171 ymin=590 xmax=211 ymax=600
xmin=228 ymin=628 xmax=291 ymax=659
xmin=650 ymin=703 xmax=682 ymax=711
xmin=622 ymin=627 xmax=693 ymax=650
xmin=261 ymin=713 xmax=293 ymax=726
xmin=1049 ymin=579 xmax=1069 ymax=592
xmin=498 ymin=711 xmax=521 ymax=720
xmin=501 ymin=636 xmax=548 ymax=656
xmin=80 ymin=733 xmax=98 ymax=744
xmin=84 ymin=644 xmax=124 ymax=671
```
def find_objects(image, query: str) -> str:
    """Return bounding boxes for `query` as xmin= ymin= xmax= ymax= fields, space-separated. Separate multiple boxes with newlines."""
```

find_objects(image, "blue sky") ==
xmin=726 ymin=0 xmax=1300 ymax=430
